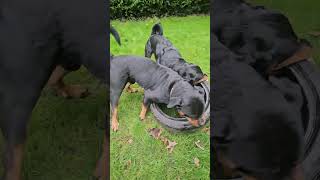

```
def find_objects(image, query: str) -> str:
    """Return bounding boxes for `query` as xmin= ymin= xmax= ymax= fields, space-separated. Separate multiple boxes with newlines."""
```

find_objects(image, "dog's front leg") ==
xmin=139 ymin=103 xmax=148 ymax=120
xmin=111 ymin=106 xmax=119 ymax=132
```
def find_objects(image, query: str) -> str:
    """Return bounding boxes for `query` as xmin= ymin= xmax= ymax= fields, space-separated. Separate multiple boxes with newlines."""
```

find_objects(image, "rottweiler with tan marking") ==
xmin=145 ymin=23 xmax=208 ymax=85
xmin=110 ymin=55 xmax=205 ymax=131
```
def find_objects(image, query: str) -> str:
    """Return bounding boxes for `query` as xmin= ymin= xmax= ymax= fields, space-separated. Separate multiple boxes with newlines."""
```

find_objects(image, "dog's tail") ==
xmin=111 ymin=26 xmax=121 ymax=45
xmin=151 ymin=23 xmax=163 ymax=36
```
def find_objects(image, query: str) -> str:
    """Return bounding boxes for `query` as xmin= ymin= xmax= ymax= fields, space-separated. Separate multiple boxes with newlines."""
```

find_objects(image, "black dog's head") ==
xmin=240 ymin=12 xmax=301 ymax=73
xmin=167 ymin=81 xmax=205 ymax=126
xmin=180 ymin=63 xmax=208 ymax=85
xmin=213 ymin=0 xmax=303 ymax=75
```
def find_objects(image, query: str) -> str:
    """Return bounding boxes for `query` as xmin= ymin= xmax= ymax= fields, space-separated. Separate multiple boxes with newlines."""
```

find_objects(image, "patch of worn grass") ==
xmin=110 ymin=16 xmax=210 ymax=179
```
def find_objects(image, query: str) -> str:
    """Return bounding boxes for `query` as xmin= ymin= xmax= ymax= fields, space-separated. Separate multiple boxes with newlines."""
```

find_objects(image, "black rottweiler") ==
xmin=145 ymin=23 xmax=208 ymax=85
xmin=0 ymin=1 xmax=119 ymax=179
xmin=212 ymin=0 xmax=312 ymax=77
xmin=110 ymin=55 xmax=205 ymax=131
xmin=212 ymin=1 xmax=318 ymax=179
xmin=212 ymin=35 xmax=305 ymax=180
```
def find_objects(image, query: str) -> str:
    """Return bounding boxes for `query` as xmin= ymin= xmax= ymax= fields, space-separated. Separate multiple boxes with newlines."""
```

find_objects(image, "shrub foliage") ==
xmin=110 ymin=0 xmax=210 ymax=19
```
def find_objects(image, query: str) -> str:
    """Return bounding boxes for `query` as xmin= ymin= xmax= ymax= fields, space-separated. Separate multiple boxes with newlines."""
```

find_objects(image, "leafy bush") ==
xmin=110 ymin=0 xmax=209 ymax=19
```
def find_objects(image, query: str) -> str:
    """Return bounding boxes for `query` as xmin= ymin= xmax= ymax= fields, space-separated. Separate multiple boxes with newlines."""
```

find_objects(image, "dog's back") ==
xmin=111 ymin=55 xmax=182 ymax=89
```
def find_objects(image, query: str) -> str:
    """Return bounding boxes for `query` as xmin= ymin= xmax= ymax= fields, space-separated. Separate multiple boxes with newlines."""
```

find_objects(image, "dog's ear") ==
xmin=167 ymin=97 xmax=182 ymax=108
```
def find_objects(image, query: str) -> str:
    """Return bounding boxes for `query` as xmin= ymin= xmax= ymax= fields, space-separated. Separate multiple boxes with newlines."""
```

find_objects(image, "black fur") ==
xmin=110 ymin=55 xmax=205 ymax=119
xmin=145 ymin=23 xmax=206 ymax=84
xmin=0 ymin=0 xmax=109 ymax=178
xmin=212 ymin=35 xmax=304 ymax=180
xmin=213 ymin=0 xmax=305 ymax=76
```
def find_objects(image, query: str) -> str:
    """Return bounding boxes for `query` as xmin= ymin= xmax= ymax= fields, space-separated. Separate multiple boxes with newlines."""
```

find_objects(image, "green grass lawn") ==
xmin=110 ymin=16 xmax=210 ymax=179
xmin=0 ymin=69 xmax=106 ymax=179
xmin=251 ymin=0 xmax=320 ymax=65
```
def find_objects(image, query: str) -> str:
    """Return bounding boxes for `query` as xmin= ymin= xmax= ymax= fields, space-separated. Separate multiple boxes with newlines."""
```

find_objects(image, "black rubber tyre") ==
xmin=288 ymin=60 xmax=320 ymax=158
xmin=150 ymin=81 xmax=210 ymax=132
xmin=289 ymin=60 xmax=320 ymax=180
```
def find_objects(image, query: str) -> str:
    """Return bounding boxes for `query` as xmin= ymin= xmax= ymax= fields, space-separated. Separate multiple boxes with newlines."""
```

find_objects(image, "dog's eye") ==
xmin=182 ymin=72 xmax=187 ymax=77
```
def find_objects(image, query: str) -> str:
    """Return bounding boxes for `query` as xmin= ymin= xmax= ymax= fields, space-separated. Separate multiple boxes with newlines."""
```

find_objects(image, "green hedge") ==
xmin=110 ymin=0 xmax=210 ymax=20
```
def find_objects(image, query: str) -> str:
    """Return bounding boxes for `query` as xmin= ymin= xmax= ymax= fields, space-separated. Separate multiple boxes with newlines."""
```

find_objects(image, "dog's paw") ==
xmin=139 ymin=113 xmax=146 ymax=121
xmin=111 ymin=120 xmax=119 ymax=131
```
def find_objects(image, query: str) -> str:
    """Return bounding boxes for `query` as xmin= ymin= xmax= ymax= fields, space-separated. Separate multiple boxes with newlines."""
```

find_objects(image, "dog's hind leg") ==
xmin=110 ymin=90 xmax=121 ymax=132
xmin=109 ymin=69 xmax=128 ymax=131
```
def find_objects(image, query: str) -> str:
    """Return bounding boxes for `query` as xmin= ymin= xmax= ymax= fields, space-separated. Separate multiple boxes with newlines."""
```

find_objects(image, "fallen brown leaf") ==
xmin=127 ymin=139 xmax=133 ymax=144
xmin=308 ymin=31 xmax=320 ymax=37
xmin=195 ymin=140 xmax=205 ymax=150
xmin=202 ymin=127 xmax=210 ymax=135
xmin=194 ymin=157 xmax=200 ymax=167
xmin=166 ymin=140 xmax=177 ymax=153
xmin=160 ymin=136 xmax=169 ymax=145
xmin=148 ymin=128 xmax=162 ymax=139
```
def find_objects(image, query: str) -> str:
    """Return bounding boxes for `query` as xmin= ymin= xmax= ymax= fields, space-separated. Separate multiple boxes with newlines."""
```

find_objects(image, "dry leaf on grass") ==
xmin=127 ymin=139 xmax=133 ymax=144
xmin=166 ymin=140 xmax=177 ymax=153
xmin=194 ymin=157 xmax=200 ymax=167
xmin=148 ymin=128 xmax=162 ymax=139
xmin=308 ymin=31 xmax=320 ymax=37
xmin=160 ymin=136 xmax=169 ymax=145
xmin=147 ymin=127 xmax=177 ymax=153
xmin=202 ymin=127 xmax=210 ymax=135
xmin=195 ymin=140 xmax=205 ymax=150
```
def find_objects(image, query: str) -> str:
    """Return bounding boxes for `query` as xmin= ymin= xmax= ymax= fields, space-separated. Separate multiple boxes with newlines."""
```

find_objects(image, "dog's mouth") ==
xmin=194 ymin=74 xmax=208 ymax=85
xmin=178 ymin=111 xmax=200 ymax=127
xmin=187 ymin=118 xmax=200 ymax=127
